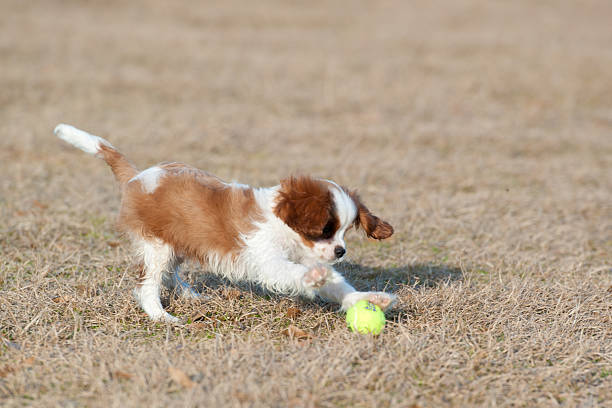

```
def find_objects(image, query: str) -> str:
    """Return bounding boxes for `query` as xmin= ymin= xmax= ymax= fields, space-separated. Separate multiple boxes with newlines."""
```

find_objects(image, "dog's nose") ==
xmin=334 ymin=246 xmax=346 ymax=259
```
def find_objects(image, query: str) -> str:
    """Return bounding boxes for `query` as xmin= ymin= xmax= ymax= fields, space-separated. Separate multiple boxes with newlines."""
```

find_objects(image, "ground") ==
xmin=1 ymin=0 xmax=611 ymax=407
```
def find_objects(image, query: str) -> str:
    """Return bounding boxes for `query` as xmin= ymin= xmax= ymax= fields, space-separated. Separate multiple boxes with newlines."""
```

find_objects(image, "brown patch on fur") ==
xmin=120 ymin=163 xmax=262 ymax=264
xmin=98 ymin=144 xmax=138 ymax=186
xmin=299 ymin=235 xmax=315 ymax=248
xmin=347 ymin=190 xmax=394 ymax=240
xmin=273 ymin=176 xmax=339 ymax=242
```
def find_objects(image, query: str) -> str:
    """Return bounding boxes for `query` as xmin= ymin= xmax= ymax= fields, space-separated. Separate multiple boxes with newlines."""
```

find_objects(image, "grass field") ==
xmin=1 ymin=0 xmax=611 ymax=406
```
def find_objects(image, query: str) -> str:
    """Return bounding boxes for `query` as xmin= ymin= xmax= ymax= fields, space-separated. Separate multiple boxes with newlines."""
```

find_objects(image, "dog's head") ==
xmin=273 ymin=176 xmax=393 ymax=264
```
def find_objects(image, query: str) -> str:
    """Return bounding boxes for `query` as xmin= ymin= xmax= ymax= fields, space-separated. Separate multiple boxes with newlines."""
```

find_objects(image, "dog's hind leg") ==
xmin=133 ymin=238 xmax=180 ymax=323
xmin=161 ymin=258 xmax=202 ymax=300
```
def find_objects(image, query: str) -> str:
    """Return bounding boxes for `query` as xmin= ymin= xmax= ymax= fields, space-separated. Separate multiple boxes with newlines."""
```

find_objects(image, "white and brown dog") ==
xmin=55 ymin=124 xmax=396 ymax=323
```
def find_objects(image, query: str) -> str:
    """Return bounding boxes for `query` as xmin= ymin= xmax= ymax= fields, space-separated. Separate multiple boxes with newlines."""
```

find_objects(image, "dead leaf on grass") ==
xmin=234 ymin=391 xmax=251 ymax=403
xmin=282 ymin=325 xmax=312 ymax=340
xmin=22 ymin=357 xmax=35 ymax=367
xmin=113 ymin=370 xmax=133 ymax=380
xmin=189 ymin=310 xmax=220 ymax=327
xmin=168 ymin=366 xmax=195 ymax=389
xmin=286 ymin=307 xmax=301 ymax=319
xmin=52 ymin=295 xmax=71 ymax=303
xmin=224 ymin=288 xmax=242 ymax=300
xmin=190 ymin=311 xmax=206 ymax=322
xmin=0 ymin=365 xmax=15 ymax=378
xmin=75 ymin=285 xmax=96 ymax=297
xmin=32 ymin=200 xmax=48 ymax=210
xmin=187 ymin=321 xmax=208 ymax=330
xmin=0 ymin=358 xmax=36 ymax=378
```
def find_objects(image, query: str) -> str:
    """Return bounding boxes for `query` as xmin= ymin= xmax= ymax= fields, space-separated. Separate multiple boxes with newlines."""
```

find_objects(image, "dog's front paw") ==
xmin=302 ymin=265 xmax=332 ymax=289
xmin=367 ymin=292 xmax=397 ymax=311
xmin=342 ymin=291 xmax=397 ymax=311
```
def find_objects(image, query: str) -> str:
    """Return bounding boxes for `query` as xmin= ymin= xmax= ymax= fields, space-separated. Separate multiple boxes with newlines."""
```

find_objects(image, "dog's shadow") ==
xmin=335 ymin=261 xmax=463 ymax=293
xmin=183 ymin=261 xmax=463 ymax=315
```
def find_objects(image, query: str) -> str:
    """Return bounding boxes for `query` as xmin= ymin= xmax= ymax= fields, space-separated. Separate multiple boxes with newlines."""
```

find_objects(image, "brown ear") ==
xmin=274 ymin=176 xmax=333 ymax=239
xmin=348 ymin=190 xmax=394 ymax=240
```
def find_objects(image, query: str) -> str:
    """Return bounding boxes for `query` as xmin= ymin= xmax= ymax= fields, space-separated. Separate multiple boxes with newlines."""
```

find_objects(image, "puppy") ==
xmin=55 ymin=124 xmax=396 ymax=322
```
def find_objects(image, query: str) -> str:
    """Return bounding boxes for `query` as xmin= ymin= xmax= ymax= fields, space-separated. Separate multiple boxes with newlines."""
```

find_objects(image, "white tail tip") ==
xmin=54 ymin=124 xmax=112 ymax=155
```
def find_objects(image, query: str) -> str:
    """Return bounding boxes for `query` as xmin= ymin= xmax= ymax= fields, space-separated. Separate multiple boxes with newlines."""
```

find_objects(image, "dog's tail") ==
xmin=54 ymin=124 xmax=138 ymax=186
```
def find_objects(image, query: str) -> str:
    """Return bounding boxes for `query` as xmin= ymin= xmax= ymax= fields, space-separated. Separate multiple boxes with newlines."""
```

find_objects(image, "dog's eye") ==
xmin=321 ymin=221 xmax=335 ymax=239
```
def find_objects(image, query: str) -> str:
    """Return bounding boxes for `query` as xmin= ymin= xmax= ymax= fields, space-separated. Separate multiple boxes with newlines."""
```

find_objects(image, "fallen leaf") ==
xmin=282 ymin=325 xmax=312 ymax=340
xmin=224 ymin=288 xmax=242 ymax=300
xmin=113 ymin=370 xmax=132 ymax=380
xmin=286 ymin=307 xmax=301 ymax=319
xmin=32 ymin=200 xmax=48 ymax=210
xmin=0 ymin=358 xmax=35 ymax=378
xmin=234 ymin=391 xmax=251 ymax=403
xmin=0 ymin=365 xmax=15 ymax=378
xmin=187 ymin=322 xmax=207 ymax=330
xmin=76 ymin=285 xmax=99 ymax=297
xmin=22 ymin=357 xmax=35 ymax=367
xmin=168 ymin=367 xmax=195 ymax=389
xmin=190 ymin=310 xmax=205 ymax=320
xmin=189 ymin=310 xmax=209 ymax=323
xmin=287 ymin=397 xmax=305 ymax=408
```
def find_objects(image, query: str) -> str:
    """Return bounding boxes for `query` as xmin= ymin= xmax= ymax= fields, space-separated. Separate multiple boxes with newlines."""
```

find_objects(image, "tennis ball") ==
xmin=346 ymin=300 xmax=385 ymax=335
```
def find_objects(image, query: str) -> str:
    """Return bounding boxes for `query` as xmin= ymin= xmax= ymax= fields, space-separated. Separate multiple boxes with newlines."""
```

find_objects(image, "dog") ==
xmin=55 ymin=124 xmax=397 ymax=322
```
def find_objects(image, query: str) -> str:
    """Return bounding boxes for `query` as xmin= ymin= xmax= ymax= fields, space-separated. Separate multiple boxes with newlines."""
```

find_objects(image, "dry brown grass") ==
xmin=1 ymin=0 xmax=611 ymax=406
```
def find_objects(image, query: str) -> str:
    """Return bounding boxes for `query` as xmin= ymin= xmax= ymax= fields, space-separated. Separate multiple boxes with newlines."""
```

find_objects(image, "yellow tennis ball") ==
xmin=346 ymin=300 xmax=386 ymax=335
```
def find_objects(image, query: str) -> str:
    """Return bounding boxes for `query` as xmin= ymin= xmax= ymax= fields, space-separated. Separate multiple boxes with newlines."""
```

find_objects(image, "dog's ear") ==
xmin=274 ymin=176 xmax=334 ymax=239
xmin=348 ymin=190 xmax=394 ymax=240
